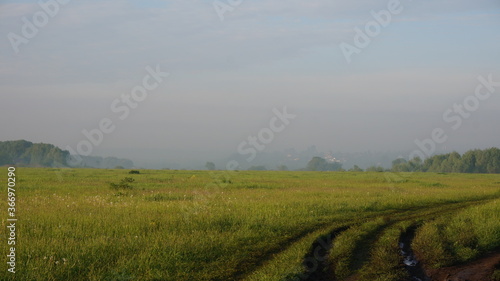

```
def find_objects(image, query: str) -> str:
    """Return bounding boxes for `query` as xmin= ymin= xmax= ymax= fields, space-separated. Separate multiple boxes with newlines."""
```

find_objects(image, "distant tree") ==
xmin=392 ymin=148 xmax=500 ymax=174
xmin=307 ymin=157 xmax=326 ymax=171
xmin=366 ymin=165 xmax=384 ymax=172
xmin=461 ymin=150 xmax=478 ymax=173
xmin=392 ymin=158 xmax=407 ymax=166
xmin=442 ymin=152 xmax=461 ymax=173
xmin=0 ymin=140 xmax=69 ymax=167
xmin=276 ymin=165 xmax=289 ymax=171
xmin=248 ymin=165 xmax=267 ymax=171
xmin=424 ymin=154 xmax=448 ymax=172
xmin=0 ymin=152 xmax=13 ymax=166
xmin=100 ymin=157 xmax=133 ymax=169
xmin=485 ymin=148 xmax=500 ymax=173
xmin=349 ymin=165 xmax=364 ymax=172
xmin=205 ymin=162 xmax=216 ymax=170
xmin=408 ymin=157 xmax=423 ymax=172
xmin=306 ymin=157 xmax=342 ymax=171
xmin=392 ymin=158 xmax=409 ymax=172
xmin=330 ymin=162 xmax=343 ymax=171
xmin=474 ymin=148 xmax=500 ymax=173
xmin=115 ymin=165 xmax=125 ymax=169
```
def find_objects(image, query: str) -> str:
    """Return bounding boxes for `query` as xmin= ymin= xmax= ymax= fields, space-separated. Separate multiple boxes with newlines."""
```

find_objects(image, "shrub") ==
xmin=109 ymin=177 xmax=135 ymax=190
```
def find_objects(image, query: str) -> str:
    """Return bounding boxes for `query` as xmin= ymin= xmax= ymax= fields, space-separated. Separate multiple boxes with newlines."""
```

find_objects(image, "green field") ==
xmin=1 ymin=168 xmax=499 ymax=280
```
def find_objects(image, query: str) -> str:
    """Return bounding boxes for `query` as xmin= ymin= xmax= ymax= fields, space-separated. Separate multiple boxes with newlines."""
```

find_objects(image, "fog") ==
xmin=1 ymin=0 xmax=499 ymax=169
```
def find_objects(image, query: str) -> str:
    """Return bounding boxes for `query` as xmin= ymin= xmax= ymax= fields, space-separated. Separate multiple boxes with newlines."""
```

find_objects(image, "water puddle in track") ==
xmin=399 ymin=225 xmax=430 ymax=281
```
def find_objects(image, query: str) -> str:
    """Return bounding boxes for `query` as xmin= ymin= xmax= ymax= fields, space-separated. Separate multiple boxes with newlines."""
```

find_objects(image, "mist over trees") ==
xmin=0 ymin=140 xmax=134 ymax=169
xmin=205 ymin=162 xmax=216 ymax=170
xmin=1 ymin=140 xmax=499 ymax=174
xmin=303 ymin=148 xmax=500 ymax=174
xmin=391 ymin=148 xmax=500 ymax=174
xmin=0 ymin=140 xmax=69 ymax=167
xmin=306 ymin=156 xmax=342 ymax=171
xmin=248 ymin=165 xmax=267 ymax=171
xmin=74 ymin=155 xmax=134 ymax=169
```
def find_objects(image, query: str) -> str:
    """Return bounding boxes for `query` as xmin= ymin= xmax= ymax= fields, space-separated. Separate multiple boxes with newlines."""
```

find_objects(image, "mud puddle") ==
xmin=399 ymin=225 xmax=430 ymax=281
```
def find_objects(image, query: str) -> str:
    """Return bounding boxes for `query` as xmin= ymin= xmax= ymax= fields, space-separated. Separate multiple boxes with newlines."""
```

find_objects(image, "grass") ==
xmin=0 ymin=168 xmax=499 ymax=280
xmin=357 ymin=220 xmax=413 ymax=281
xmin=412 ymin=199 xmax=500 ymax=268
xmin=243 ymin=223 xmax=348 ymax=281
xmin=328 ymin=217 xmax=389 ymax=279
xmin=493 ymin=268 xmax=500 ymax=281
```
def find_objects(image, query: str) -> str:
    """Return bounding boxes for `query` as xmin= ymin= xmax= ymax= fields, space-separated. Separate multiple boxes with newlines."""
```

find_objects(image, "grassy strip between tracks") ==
xmin=413 ymin=199 xmax=500 ymax=269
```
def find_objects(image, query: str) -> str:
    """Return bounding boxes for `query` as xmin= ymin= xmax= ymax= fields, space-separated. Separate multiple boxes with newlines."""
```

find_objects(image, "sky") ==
xmin=1 ymin=0 xmax=499 ymax=168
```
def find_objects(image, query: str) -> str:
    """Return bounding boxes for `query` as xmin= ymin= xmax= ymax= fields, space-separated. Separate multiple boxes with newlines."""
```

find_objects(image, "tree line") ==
xmin=208 ymin=148 xmax=500 ymax=173
xmin=391 ymin=148 xmax=500 ymax=173
xmin=0 ymin=140 xmax=134 ymax=169
xmin=303 ymin=148 xmax=500 ymax=173
xmin=0 ymin=140 xmax=69 ymax=167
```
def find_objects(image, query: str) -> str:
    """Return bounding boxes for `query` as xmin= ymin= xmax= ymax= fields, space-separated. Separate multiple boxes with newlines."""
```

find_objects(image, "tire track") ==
xmin=232 ymin=223 xmax=338 ymax=280
xmin=303 ymin=199 xmax=495 ymax=281
xmin=395 ymin=199 xmax=499 ymax=281
xmin=399 ymin=224 xmax=430 ymax=281
xmin=239 ymin=198 xmax=497 ymax=281
xmin=347 ymin=220 xmax=392 ymax=275
xmin=285 ymin=225 xmax=351 ymax=281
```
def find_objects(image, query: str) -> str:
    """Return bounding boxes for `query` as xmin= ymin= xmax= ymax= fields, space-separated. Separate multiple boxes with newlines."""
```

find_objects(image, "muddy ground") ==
xmin=424 ymin=252 xmax=500 ymax=281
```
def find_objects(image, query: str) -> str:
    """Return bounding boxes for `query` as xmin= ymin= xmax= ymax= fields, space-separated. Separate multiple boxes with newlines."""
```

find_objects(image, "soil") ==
xmin=425 ymin=252 xmax=500 ymax=281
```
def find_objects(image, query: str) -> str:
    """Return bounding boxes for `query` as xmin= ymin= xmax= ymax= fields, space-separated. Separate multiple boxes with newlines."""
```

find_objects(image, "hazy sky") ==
xmin=1 ymin=0 xmax=499 ymax=166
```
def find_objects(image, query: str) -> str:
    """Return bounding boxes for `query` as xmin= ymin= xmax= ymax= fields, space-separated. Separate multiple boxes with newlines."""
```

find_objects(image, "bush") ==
xmin=128 ymin=170 xmax=140 ymax=174
xmin=109 ymin=177 xmax=135 ymax=190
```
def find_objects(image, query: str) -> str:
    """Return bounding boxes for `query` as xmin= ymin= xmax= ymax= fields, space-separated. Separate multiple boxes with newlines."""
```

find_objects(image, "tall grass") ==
xmin=412 ymin=200 xmax=500 ymax=268
xmin=357 ymin=221 xmax=414 ymax=281
xmin=327 ymin=217 xmax=389 ymax=279
xmin=0 ymin=168 xmax=499 ymax=280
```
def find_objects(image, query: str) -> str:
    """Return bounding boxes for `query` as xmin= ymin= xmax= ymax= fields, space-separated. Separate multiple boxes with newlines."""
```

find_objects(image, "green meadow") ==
xmin=1 ymin=168 xmax=499 ymax=280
